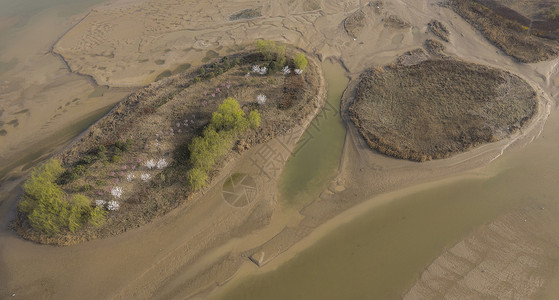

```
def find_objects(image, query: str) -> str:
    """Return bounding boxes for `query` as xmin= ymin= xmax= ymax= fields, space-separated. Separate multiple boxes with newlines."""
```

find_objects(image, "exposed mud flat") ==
xmin=405 ymin=205 xmax=559 ymax=299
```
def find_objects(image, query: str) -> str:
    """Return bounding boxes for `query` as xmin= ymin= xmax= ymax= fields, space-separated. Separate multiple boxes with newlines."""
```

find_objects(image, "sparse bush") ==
xmin=111 ymin=155 xmax=121 ymax=163
xmin=546 ymin=6 xmax=559 ymax=19
xmin=82 ymin=155 xmax=94 ymax=165
xmin=115 ymin=140 xmax=130 ymax=152
xmin=294 ymin=53 xmax=308 ymax=71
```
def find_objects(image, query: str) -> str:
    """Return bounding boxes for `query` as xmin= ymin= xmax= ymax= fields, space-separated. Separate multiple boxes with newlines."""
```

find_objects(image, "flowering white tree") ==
xmin=126 ymin=172 xmax=135 ymax=182
xmin=282 ymin=65 xmax=291 ymax=75
xmin=107 ymin=201 xmax=120 ymax=211
xmin=157 ymin=159 xmax=168 ymax=169
xmin=146 ymin=159 xmax=156 ymax=169
xmin=95 ymin=200 xmax=106 ymax=207
xmin=257 ymin=94 xmax=267 ymax=105
xmin=141 ymin=173 xmax=151 ymax=181
xmin=294 ymin=68 xmax=303 ymax=75
xmin=252 ymin=65 xmax=268 ymax=75
xmin=111 ymin=186 xmax=123 ymax=198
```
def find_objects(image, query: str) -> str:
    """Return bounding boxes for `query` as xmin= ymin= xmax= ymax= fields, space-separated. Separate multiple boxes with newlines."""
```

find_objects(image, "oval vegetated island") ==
xmin=16 ymin=42 xmax=321 ymax=245
xmin=350 ymin=59 xmax=537 ymax=161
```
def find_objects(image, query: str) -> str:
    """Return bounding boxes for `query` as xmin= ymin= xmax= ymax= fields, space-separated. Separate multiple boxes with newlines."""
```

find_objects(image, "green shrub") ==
xmin=187 ymin=167 xmax=209 ymax=190
xmin=294 ymin=53 xmax=308 ymax=71
xmin=19 ymin=159 xmax=105 ymax=235
xmin=89 ymin=206 xmax=106 ymax=226
xmin=249 ymin=110 xmax=261 ymax=128
xmin=111 ymin=155 xmax=121 ymax=163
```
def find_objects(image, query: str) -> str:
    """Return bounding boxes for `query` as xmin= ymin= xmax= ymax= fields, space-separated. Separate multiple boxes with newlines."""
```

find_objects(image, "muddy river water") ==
xmin=215 ymin=61 xmax=559 ymax=298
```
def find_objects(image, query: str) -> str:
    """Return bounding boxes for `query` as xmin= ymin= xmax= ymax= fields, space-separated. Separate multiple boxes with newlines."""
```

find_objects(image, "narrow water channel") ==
xmin=277 ymin=60 xmax=348 ymax=207
xmin=216 ymin=68 xmax=559 ymax=298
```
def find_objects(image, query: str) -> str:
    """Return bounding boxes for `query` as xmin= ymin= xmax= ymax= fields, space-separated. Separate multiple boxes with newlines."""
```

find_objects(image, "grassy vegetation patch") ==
xmin=155 ymin=70 xmax=173 ymax=81
xmin=201 ymin=50 xmax=220 ymax=63
xmin=173 ymin=63 xmax=191 ymax=74
xmin=350 ymin=60 xmax=537 ymax=161
xmin=450 ymin=0 xmax=559 ymax=62
xmin=229 ymin=7 xmax=262 ymax=21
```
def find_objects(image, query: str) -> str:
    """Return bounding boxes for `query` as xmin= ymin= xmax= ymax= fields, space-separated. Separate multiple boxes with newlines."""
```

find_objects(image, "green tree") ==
xmin=19 ymin=158 xmax=105 ymax=235
xmin=256 ymin=39 xmax=286 ymax=62
xmin=294 ymin=53 xmax=308 ymax=71
xmin=187 ymin=98 xmax=260 ymax=190
xmin=211 ymin=97 xmax=249 ymax=133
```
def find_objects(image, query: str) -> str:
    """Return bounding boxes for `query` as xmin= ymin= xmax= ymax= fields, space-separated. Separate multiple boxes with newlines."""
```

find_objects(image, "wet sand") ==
xmin=1 ymin=0 xmax=559 ymax=299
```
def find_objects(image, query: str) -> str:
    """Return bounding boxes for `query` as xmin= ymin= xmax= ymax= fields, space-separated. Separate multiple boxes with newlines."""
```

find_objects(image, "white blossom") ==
xmin=126 ymin=172 xmax=135 ymax=182
xmin=157 ymin=158 xmax=168 ymax=169
xmin=95 ymin=200 xmax=106 ymax=207
xmin=141 ymin=173 xmax=151 ymax=181
xmin=111 ymin=186 xmax=123 ymax=198
xmin=251 ymin=65 xmax=268 ymax=75
xmin=107 ymin=201 xmax=120 ymax=211
xmin=294 ymin=68 xmax=303 ymax=75
xmin=257 ymin=94 xmax=267 ymax=105
xmin=282 ymin=65 xmax=291 ymax=75
xmin=146 ymin=159 xmax=156 ymax=169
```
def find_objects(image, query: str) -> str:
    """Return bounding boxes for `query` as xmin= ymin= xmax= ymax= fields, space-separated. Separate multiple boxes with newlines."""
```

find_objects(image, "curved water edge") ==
xmin=215 ymin=107 xmax=559 ymax=300
xmin=277 ymin=60 xmax=349 ymax=208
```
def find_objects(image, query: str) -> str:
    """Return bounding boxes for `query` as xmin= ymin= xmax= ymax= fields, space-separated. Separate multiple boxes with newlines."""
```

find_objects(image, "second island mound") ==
xmin=350 ymin=60 xmax=537 ymax=161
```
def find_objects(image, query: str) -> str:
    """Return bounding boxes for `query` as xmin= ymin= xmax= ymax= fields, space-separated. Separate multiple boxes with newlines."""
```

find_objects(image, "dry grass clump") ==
xmin=384 ymin=15 xmax=411 ymax=29
xmin=344 ymin=9 xmax=366 ymax=38
xmin=396 ymin=48 xmax=429 ymax=66
xmin=350 ymin=60 xmax=537 ymax=161
xmin=450 ymin=0 xmax=559 ymax=62
xmin=428 ymin=20 xmax=450 ymax=42
xmin=425 ymin=39 xmax=446 ymax=55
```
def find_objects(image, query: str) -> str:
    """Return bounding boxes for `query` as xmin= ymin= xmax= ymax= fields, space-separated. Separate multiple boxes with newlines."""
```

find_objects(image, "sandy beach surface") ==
xmin=2 ymin=0 xmax=559 ymax=298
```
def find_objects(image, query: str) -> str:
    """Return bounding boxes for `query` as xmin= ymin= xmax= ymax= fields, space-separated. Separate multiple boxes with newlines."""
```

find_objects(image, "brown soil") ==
xmin=344 ymin=9 xmax=366 ymax=39
xmin=349 ymin=59 xmax=537 ymax=162
xmin=428 ymin=19 xmax=450 ymax=42
xmin=14 ymin=49 xmax=322 ymax=245
xmin=450 ymin=0 xmax=559 ymax=62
